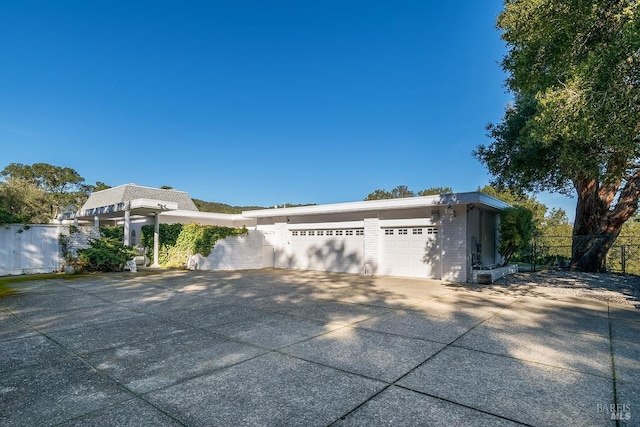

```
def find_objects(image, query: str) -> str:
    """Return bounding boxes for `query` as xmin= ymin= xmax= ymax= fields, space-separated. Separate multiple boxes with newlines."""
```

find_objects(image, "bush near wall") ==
xmin=75 ymin=237 xmax=137 ymax=272
xmin=141 ymin=223 xmax=248 ymax=268
xmin=60 ymin=225 xmax=136 ymax=273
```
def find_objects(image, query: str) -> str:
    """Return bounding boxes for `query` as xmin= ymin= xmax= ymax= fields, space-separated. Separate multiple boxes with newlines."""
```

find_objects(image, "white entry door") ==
xmin=289 ymin=229 xmax=364 ymax=274
xmin=381 ymin=227 xmax=441 ymax=278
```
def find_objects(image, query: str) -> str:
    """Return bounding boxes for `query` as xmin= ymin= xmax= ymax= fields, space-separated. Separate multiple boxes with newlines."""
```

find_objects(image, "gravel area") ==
xmin=489 ymin=270 xmax=640 ymax=306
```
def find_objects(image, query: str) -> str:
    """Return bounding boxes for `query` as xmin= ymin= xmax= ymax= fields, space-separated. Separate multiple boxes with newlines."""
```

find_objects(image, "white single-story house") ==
xmin=64 ymin=184 xmax=510 ymax=282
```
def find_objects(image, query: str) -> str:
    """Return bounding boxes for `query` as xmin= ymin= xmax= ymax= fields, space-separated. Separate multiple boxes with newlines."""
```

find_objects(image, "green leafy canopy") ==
xmin=475 ymin=0 xmax=640 ymax=193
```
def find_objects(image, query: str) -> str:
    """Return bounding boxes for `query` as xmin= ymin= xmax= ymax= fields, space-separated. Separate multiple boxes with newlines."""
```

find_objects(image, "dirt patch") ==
xmin=493 ymin=270 xmax=640 ymax=306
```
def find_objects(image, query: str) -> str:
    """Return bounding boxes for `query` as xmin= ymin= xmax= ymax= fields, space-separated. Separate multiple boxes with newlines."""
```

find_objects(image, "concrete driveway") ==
xmin=1 ymin=269 xmax=638 ymax=426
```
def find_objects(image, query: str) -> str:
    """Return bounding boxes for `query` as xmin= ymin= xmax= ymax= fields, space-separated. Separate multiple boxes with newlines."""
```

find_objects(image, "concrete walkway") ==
xmin=1 ymin=269 xmax=638 ymax=426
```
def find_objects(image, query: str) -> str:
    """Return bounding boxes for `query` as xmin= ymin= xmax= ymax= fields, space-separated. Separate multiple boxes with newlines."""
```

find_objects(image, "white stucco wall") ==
xmin=0 ymin=225 xmax=61 ymax=276
xmin=188 ymin=230 xmax=265 ymax=271
xmin=363 ymin=218 xmax=380 ymax=275
xmin=441 ymin=209 xmax=468 ymax=282
xmin=272 ymin=221 xmax=290 ymax=269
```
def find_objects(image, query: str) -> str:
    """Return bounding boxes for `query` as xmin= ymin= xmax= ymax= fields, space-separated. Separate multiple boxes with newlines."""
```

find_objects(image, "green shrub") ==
xmin=100 ymin=225 xmax=124 ymax=242
xmin=499 ymin=206 xmax=534 ymax=265
xmin=141 ymin=223 xmax=183 ymax=264
xmin=75 ymin=237 xmax=136 ymax=272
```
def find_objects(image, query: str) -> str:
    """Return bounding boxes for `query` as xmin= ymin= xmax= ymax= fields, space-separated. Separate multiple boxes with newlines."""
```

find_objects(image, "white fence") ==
xmin=187 ymin=230 xmax=269 ymax=271
xmin=0 ymin=225 xmax=270 ymax=276
xmin=0 ymin=225 xmax=62 ymax=276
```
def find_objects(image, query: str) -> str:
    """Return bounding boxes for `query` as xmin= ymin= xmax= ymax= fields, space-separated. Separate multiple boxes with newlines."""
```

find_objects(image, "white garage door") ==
xmin=381 ymin=227 xmax=441 ymax=279
xmin=289 ymin=229 xmax=364 ymax=274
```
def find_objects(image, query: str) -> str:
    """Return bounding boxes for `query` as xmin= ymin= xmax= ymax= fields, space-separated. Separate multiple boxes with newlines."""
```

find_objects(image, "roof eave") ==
xmin=242 ymin=192 xmax=509 ymax=218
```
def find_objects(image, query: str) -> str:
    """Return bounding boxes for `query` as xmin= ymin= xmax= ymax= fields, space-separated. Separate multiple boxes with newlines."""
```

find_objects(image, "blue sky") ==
xmin=1 ymin=1 xmax=576 ymax=218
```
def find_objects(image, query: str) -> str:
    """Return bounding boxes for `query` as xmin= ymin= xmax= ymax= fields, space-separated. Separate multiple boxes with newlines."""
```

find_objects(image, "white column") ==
xmin=123 ymin=209 xmax=131 ymax=246
xmin=93 ymin=216 xmax=99 ymax=229
xmin=151 ymin=213 xmax=160 ymax=268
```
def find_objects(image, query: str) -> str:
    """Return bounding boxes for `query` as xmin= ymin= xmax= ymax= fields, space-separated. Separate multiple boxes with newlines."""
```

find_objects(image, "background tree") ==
xmin=364 ymin=189 xmax=393 ymax=200
xmin=417 ymin=186 xmax=453 ymax=196
xmin=536 ymin=208 xmax=574 ymax=264
xmin=365 ymin=185 xmax=453 ymax=200
xmin=498 ymin=206 xmax=534 ymax=265
xmin=80 ymin=181 xmax=111 ymax=194
xmin=474 ymin=0 xmax=640 ymax=272
xmin=478 ymin=185 xmax=547 ymax=231
xmin=0 ymin=162 xmax=106 ymax=219
xmin=390 ymin=185 xmax=414 ymax=198
xmin=0 ymin=177 xmax=54 ymax=224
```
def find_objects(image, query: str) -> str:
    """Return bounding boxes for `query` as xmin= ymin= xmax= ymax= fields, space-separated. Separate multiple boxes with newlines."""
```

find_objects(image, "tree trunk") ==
xmin=571 ymin=174 xmax=640 ymax=272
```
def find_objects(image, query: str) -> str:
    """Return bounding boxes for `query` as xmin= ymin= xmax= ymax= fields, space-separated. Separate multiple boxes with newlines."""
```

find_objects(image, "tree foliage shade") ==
xmin=475 ymin=0 xmax=640 ymax=272
xmin=1 ymin=163 xmax=84 ymax=194
xmin=0 ymin=162 xmax=109 ymax=220
xmin=0 ymin=178 xmax=54 ymax=224
xmin=499 ymin=206 xmax=535 ymax=264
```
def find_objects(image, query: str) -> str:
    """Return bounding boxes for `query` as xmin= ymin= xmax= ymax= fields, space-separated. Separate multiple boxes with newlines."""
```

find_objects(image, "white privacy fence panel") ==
xmin=188 ymin=230 xmax=266 ymax=271
xmin=0 ymin=225 xmax=62 ymax=276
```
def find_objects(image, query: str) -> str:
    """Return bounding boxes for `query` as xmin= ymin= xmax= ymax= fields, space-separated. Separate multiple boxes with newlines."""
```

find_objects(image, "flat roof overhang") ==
xmin=242 ymin=192 xmax=511 ymax=218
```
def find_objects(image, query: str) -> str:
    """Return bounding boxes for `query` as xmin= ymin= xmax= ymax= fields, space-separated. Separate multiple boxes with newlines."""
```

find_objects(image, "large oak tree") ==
xmin=475 ymin=0 xmax=640 ymax=272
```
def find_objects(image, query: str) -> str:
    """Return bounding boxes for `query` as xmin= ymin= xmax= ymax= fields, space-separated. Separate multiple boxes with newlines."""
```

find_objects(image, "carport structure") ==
xmin=69 ymin=184 xmax=195 ymax=266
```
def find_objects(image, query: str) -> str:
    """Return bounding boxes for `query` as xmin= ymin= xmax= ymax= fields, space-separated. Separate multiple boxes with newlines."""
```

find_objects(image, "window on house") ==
xmin=356 ymin=229 xmax=364 ymax=236
xmin=309 ymin=230 xmax=315 ymax=236
xmin=336 ymin=230 xmax=343 ymax=236
xmin=398 ymin=229 xmax=408 ymax=235
xmin=292 ymin=231 xmax=299 ymax=236
xmin=385 ymin=229 xmax=394 ymax=235
xmin=413 ymin=228 xmax=423 ymax=235
xmin=300 ymin=231 xmax=307 ymax=236
xmin=326 ymin=230 xmax=333 ymax=236
xmin=317 ymin=230 xmax=324 ymax=236
xmin=346 ymin=230 xmax=353 ymax=236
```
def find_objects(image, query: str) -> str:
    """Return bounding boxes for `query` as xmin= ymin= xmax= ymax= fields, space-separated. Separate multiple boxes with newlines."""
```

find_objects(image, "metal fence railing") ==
xmin=511 ymin=235 xmax=640 ymax=275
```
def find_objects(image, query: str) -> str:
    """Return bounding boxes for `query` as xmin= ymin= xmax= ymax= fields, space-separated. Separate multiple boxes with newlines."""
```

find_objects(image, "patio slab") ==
xmin=209 ymin=311 xmax=339 ymax=349
xmin=0 ymin=310 xmax=38 ymax=341
xmin=86 ymin=328 xmax=267 ymax=394
xmin=336 ymin=385 xmax=522 ymax=426
xmin=2 ymin=291 xmax=110 ymax=318
xmin=480 ymin=298 xmax=612 ymax=337
xmin=0 ymin=334 xmax=72 ymax=373
xmin=397 ymin=346 xmax=615 ymax=426
xmin=1 ymin=269 xmax=637 ymax=426
xmin=282 ymin=326 xmax=445 ymax=382
xmin=46 ymin=315 xmax=190 ymax=355
xmin=612 ymin=335 xmax=640 ymax=384
xmin=268 ymin=299 xmax=392 ymax=326
xmin=157 ymin=302 xmax=269 ymax=328
xmin=17 ymin=304 xmax=145 ymax=333
xmin=145 ymin=352 xmax=386 ymax=427
xmin=58 ymin=398 xmax=182 ymax=427
xmin=615 ymin=382 xmax=639 ymax=426
xmin=0 ymin=358 xmax=131 ymax=426
xmin=355 ymin=309 xmax=483 ymax=344
xmin=454 ymin=316 xmax=613 ymax=376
